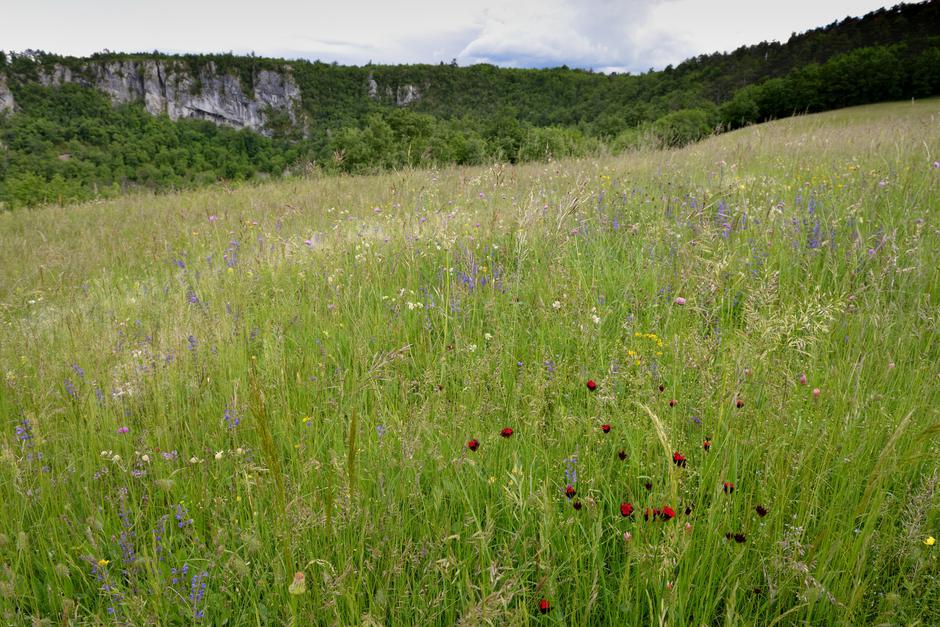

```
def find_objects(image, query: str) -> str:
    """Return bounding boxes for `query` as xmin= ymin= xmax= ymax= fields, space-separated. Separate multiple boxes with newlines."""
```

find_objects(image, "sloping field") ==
xmin=1 ymin=99 xmax=939 ymax=624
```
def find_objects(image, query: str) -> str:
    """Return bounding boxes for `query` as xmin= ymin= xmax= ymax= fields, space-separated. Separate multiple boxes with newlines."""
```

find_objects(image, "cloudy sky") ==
xmin=2 ymin=0 xmax=902 ymax=73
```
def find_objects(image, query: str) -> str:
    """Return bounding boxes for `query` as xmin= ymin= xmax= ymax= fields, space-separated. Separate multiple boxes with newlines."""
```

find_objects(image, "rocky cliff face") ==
xmin=0 ymin=74 xmax=14 ymax=113
xmin=33 ymin=59 xmax=302 ymax=135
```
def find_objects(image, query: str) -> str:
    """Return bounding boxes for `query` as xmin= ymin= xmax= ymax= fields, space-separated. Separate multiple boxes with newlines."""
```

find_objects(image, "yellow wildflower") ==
xmin=97 ymin=559 xmax=109 ymax=567
xmin=925 ymin=536 xmax=936 ymax=546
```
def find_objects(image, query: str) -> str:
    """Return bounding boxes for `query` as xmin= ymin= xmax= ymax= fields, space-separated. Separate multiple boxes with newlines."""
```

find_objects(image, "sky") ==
xmin=1 ymin=0 xmax=905 ymax=73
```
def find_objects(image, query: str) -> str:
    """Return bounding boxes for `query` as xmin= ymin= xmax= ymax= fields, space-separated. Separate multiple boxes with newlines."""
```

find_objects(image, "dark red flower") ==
xmin=672 ymin=451 xmax=687 ymax=467
xmin=755 ymin=505 xmax=768 ymax=517
xmin=644 ymin=507 xmax=659 ymax=521
xmin=703 ymin=439 xmax=712 ymax=451
xmin=565 ymin=485 xmax=577 ymax=499
xmin=617 ymin=449 xmax=627 ymax=461
xmin=500 ymin=427 xmax=513 ymax=438
xmin=735 ymin=398 xmax=744 ymax=408
xmin=573 ymin=500 xmax=582 ymax=510
xmin=668 ymin=399 xmax=678 ymax=407
xmin=723 ymin=481 xmax=735 ymax=494
xmin=684 ymin=505 xmax=694 ymax=516
xmin=620 ymin=502 xmax=634 ymax=517
xmin=734 ymin=533 xmax=746 ymax=543
xmin=586 ymin=379 xmax=597 ymax=391
xmin=538 ymin=598 xmax=551 ymax=614
xmin=467 ymin=439 xmax=479 ymax=452
xmin=660 ymin=506 xmax=676 ymax=521
xmin=658 ymin=384 xmax=665 ymax=392
xmin=601 ymin=423 xmax=611 ymax=433
xmin=644 ymin=481 xmax=653 ymax=491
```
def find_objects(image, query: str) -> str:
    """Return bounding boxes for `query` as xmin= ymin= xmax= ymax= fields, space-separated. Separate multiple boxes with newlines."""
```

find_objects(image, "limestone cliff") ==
xmin=0 ymin=73 xmax=14 ymax=113
xmin=33 ymin=59 xmax=302 ymax=135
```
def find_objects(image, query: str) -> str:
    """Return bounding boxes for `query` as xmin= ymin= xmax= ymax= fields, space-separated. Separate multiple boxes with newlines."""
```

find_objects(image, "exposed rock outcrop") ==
xmin=0 ymin=74 xmax=14 ymax=113
xmin=34 ymin=60 xmax=302 ymax=135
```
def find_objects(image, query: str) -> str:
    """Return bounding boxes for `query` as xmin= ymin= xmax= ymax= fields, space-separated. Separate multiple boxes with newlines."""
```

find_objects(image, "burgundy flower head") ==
xmin=668 ymin=399 xmax=678 ymax=407
xmin=703 ymin=439 xmax=712 ymax=451
xmin=586 ymin=379 xmax=597 ymax=392
xmin=565 ymin=485 xmax=577 ymax=499
xmin=735 ymin=398 xmax=744 ymax=408
xmin=659 ymin=506 xmax=676 ymax=521
xmin=500 ymin=427 xmax=513 ymax=438
xmin=755 ymin=505 xmax=768 ymax=517
xmin=467 ymin=439 xmax=479 ymax=452
xmin=620 ymin=502 xmax=634 ymax=517
xmin=538 ymin=598 xmax=551 ymax=614
xmin=723 ymin=481 xmax=735 ymax=494
xmin=573 ymin=500 xmax=582 ymax=510
xmin=617 ymin=449 xmax=627 ymax=461
xmin=601 ymin=423 xmax=611 ymax=433
xmin=673 ymin=451 xmax=687 ymax=467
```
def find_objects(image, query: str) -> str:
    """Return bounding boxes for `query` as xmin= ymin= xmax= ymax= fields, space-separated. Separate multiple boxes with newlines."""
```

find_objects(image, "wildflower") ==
xmin=484 ymin=332 xmax=493 ymax=341
xmin=658 ymin=384 xmax=665 ymax=392
xmin=620 ymin=502 xmax=634 ymax=517
xmin=117 ymin=426 xmax=129 ymax=434
xmin=755 ymin=505 xmax=768 ymax=517
xmin=214 ymin=451 xmax=223 ymax=461
xmin=189 ymin=456 xmax=202 ymax=465
xmin=538 ymin=598 xmax=551 ymax=614
xmin=644 ymin=507 xmax=658 ymax=521
xmin=586 ymin=379 xmax=597 ymax=392
xmin=467 ymin=439 xmax=479 ymax=452
xmin=551 ymin=300 xmax=562 ymax=310
xmin=565 ymin=485 xmax=577 ymax=499
xmin=97 ymin=559 xmax=110 ymax=567
xmin=500 ymin=427 xmax=513 ymax=438
xmin=734 ymin=533 xmax=746 ymax=543
xmin=591 ymin=314 xmax=601 ymax=325
xmin=644 ymin=481 xmax=653 ymax=491
xmin=673 ymin=451 xmax=687 ymax=467
xmin=600 ymin=423 xmax=611 ymax=433
xmin=933 ymin=161 xmax=939 ymax=169
xmin=623 ymin=531 xmax=632 ymax=542
xmin=799 ymin=372 xmax=807 ymax=385
xmin=660 ymin=506 xmax=676 ymax=521
xmin=925 ymin=536 xmax=936 ymax=546
xmin=812 ymin=387 xmax=821 ymax=399
xmin=684 ymin=522 xmax=693 ymax=534
xmin=723 ymin=482 xmax=735 ymax=494
xmin=573 ymin=500 xmax=582 ymax=510
xmin=141 ymin=454 xmax=150 ymax=463
xmin=674 ymin=297 xmax=686 ymax=306
xmin=735 ymin=398 xmax=744 ymax=408
xmin=666 ymin=581 xmax=674 ymax=591
xmin=669 ymin=399 xmax=678 ymax=407
xmin=703 ymin=439 xmax=712 ymax=451
xmin=288 ymin=572 xmax=306 ymax=595
xmin=618 ymin=449 xmax=627 ymax=461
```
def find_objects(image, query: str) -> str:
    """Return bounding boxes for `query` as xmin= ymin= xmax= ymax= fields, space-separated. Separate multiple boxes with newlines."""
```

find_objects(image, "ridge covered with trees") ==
xmin=1 ymin=0 xmax=938 ymax=208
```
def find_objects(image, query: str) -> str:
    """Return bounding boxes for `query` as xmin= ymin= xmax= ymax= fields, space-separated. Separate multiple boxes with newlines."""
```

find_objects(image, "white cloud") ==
xmin=0 ymin=0 xmax=902 ymax=72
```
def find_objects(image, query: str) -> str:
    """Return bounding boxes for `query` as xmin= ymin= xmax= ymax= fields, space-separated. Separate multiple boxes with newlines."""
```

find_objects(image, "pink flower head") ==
xmin=117 ymin=426 xmax=129 ymax=434
xmin=674 ymin=297 xmax=687 ymax=306
xmin=799 ymin=372 xmax=807 ymax=385
xmin=208 ymin=215 xmax=218 ymax=223
xmin=812 ymin=388 xmax=821 ymax=399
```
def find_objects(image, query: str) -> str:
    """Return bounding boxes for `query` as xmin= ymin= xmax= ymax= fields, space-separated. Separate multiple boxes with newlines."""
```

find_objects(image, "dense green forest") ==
xmin=1 ymin=1 xmax=939 ymax=208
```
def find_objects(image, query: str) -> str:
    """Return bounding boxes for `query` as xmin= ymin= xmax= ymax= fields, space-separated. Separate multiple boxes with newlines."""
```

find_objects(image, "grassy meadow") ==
xmin=1 ymin=99 xmax=940 ymax=625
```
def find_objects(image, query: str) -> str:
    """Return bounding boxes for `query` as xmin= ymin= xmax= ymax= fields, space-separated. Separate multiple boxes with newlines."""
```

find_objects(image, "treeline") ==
xmin=1 ymin=1 xmax=939 ymax=208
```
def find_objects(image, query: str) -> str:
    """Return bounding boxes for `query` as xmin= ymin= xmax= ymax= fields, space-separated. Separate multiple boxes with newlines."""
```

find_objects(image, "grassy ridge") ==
xmin=0 ymin=99 xmax=939 ymax=624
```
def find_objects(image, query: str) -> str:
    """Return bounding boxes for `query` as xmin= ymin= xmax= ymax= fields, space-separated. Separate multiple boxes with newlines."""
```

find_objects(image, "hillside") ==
xmin=1 ymin=100 xmax=938 ymax=624
xmin=0 ymin=1 xmax=939 ymax=208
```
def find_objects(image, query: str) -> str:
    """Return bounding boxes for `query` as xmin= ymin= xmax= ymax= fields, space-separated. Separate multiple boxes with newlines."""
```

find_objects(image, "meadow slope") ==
xmin=1 ymin=99 xmax=939 ymax=624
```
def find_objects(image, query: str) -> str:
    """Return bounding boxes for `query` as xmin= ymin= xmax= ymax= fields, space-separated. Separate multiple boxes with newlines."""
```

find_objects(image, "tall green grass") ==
xmin=1 ymin=99 xmax=939 ymax=624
